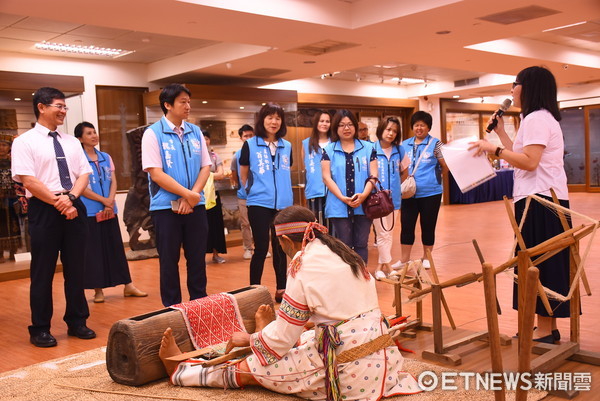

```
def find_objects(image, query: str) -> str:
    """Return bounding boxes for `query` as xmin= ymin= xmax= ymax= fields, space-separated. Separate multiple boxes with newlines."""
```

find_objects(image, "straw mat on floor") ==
xmin=0 ymin=347 xmax=546 ymax=400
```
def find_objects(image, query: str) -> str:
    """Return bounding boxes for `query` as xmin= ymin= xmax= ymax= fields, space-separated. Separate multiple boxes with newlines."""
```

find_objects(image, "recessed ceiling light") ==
xmin=35 ymin=41 xmax=134 ymax=58
xmin=202 ymin=100 xmax=208 ymax=104
xmin=239 ymin=106 xmax=245 ymax=110
xmin=262 ymin=103 xmax=266 ymax=106
xmin=14 ymin=97 xmax=21 ymax=101
xmin=401 ymin=77 xmax=426 ymax=84
xmin=453 ymin=95 xmax=460 ymax=98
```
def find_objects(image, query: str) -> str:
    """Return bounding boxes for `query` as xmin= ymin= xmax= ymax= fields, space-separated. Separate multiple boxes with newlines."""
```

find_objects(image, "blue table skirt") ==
xmin=449 ymin=169 xmax=514 ymax=204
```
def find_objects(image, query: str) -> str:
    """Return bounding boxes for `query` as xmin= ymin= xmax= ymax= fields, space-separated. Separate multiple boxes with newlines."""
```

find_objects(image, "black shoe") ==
xmin=30 ymin=331 xmax=57 ymax=347
xmin=552 ymin=329 xmax=561 ymax=341
xmin=533 ymin=333 xmax=557 ymax=344
xmin=67 ymin=325 xmax=96 ymax=339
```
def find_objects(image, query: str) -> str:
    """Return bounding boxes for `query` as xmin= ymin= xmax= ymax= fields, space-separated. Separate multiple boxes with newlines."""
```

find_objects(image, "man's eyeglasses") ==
xmin=512 ymin=81 xmax=521 ymax=89
xmin=338 ymin=123 xmax=355 ymax=129
xmin=46 ymin=104 xmax=69 ymax=111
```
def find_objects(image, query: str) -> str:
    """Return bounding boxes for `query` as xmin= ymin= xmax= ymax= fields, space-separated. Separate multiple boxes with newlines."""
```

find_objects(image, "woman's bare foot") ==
xmin=254 ymin=304 xmax=275 ymax=332
xmin=159 ymin=327 xmax=183 ymax=376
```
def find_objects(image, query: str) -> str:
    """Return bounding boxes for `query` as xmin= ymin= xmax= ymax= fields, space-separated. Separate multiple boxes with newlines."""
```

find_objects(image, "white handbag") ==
xmin=401 ymin=140 xmax=433 ymax=199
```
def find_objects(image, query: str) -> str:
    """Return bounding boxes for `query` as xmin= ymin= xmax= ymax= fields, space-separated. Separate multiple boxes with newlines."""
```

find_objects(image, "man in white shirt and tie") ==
xmin=12 ymin=87 xmax=95 ymax=347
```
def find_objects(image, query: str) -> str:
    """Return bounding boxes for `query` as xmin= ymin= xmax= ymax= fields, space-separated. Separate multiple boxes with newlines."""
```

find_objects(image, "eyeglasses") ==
xmin=45 ymin=104 xmax=69 ymax=111
xmin=338 ymin=123 xmax=355 ymax=130
xmin=358 ymin=127 xmax=368 ymax=131
xmin=512 ymin=81 xmax=521 ymax=89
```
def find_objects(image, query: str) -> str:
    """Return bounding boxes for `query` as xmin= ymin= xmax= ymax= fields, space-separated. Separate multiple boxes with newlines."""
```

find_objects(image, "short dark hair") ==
xmin=516 ymin=66 xmax=561 ymax=121
xmin=202 ymin=130 xmax=210 ymax=139
xmin=74 ymin=121 xmax=95 ymax=138
xmin=375 ymin=116 xmax=402 ymax=145
xmin=33 ymin=87 xmax=65 ymax=119
xmin=411 ymin=111 xmax=432 ymax=130
xmin=159 ymin=84 xmax=191 ymax=115
xmin=254 ymin=103 xmax=287 ymax=139
xmin=330 ymin=110 xmax=359 ymax=142
xmin=238 ymin=124 xmax=254 ymax=138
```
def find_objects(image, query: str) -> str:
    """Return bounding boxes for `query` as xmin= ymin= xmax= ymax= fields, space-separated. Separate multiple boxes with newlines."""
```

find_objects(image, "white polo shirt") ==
xmin=11 ymin=123 xmax=92 ymax=197
xmin=141 ymin=116 xmax=211 ymax=171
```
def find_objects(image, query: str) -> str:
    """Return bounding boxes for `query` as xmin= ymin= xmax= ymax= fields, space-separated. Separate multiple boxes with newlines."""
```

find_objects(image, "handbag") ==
xmin=401 ymin=140 xmax=433 ymax=199
xmin=363 ymin=177 xmax=395 ymax=230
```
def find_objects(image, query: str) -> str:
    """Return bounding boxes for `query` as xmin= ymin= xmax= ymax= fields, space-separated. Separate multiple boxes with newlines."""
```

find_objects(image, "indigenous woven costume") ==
xmin=171 ymin=234 xmax=420 ymax=400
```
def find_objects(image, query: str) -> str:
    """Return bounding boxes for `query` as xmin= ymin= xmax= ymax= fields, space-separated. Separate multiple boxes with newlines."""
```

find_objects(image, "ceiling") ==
xmin=0 ymin=0 xmax=599 ymax=100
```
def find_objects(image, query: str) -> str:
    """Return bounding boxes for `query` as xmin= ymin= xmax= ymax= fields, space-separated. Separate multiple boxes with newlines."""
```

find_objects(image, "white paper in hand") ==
xmin=441 ymin=136 xmax=497 ymax=193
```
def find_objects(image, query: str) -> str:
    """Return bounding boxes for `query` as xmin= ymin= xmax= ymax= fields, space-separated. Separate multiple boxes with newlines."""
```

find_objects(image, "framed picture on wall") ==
xmin=199 ymin=120 xmax=227 ymax=145
xmin=359 ymin=113 xmax=380 ymax=141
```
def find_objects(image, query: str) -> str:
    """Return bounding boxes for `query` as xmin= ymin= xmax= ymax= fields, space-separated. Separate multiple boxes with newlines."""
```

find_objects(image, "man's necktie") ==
xmin=49 ymin=131 xmax=73 ymax=190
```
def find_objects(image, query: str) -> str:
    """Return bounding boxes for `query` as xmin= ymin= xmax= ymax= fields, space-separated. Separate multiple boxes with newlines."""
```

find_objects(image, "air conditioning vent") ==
xmin=241 ymin=68 xmax=290 ymax=77
xmin=286 ymin=40 xmax=360 ymax=56
xmin=454 ymin=77 xmax=479 ymax=87
xmin=478 ymin=6 xmax=560 ymax=25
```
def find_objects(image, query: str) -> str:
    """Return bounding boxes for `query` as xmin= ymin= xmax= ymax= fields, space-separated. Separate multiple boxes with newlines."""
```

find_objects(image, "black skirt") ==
xmin=206 ymin=192 xmax=227 ymax=254
xmin=512 ymin=195 xmax=574 ymax=317
xmin=83 ymin=215 xmax=132 ymax=289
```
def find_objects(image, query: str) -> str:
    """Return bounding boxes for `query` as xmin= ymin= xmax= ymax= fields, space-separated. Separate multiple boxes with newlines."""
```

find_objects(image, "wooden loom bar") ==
xmin=516 ymin=265 xmax=540 ymax=401
xmin=550 ymin=188 xmax=592 ymax=297
xmin=426 ymin=250 xmax=456 ymax=330
xmin=482 ymin=262 xmax=506 ymax=401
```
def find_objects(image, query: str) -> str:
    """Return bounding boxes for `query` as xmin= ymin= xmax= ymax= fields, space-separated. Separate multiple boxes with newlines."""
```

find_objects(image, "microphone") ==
xmin=485 ymin=98 xmax=512 ymax=133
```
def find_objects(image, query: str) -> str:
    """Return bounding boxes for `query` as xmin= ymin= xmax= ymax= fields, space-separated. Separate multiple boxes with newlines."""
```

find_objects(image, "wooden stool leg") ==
xmin=482 ymin=263 xmax=505 ymax=401
xmin=516 ymin=266 xmax=540 ymax=401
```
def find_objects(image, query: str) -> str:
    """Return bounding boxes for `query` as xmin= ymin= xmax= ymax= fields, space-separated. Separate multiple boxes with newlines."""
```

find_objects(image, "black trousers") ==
xmin=400 ymin=194 xmax=442 ymax=246
xmin=28 ymin=197 xmax=89 ymax=335
xmin=151 ymin=206 xmax=208 ymax=307
xmin=247 ymin=206 xmax=287 ymax=290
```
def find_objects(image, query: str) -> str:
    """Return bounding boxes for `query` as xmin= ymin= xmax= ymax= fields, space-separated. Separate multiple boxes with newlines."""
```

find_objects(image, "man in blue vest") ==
xmin=141 ymin=84 xmax=211 ymax=307
xmin=230 ymin=124 xmax=255 ymax=260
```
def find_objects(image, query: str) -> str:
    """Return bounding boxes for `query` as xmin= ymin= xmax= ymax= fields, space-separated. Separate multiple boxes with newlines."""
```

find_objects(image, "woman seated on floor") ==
xmin=159 ymin=205 xmax=420 ymax=400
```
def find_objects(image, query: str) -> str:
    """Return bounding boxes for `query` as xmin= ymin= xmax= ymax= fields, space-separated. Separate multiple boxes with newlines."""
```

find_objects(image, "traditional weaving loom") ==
xmin=106 ymin=285 xmax=273 ymax=386
xmin=480 ymin=193 xmax=599 ymax=401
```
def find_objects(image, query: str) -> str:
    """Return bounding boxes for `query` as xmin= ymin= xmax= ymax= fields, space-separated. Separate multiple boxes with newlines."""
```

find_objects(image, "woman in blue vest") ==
xmin=322 ymin=110 xmax=377 ymax=263
xmin=301 ymin=110 xmax=331 ymax=229
xmin=75 ymin=122 xmax=146 ymax=303
xmin=373 ymin=116 xmax=407 ymax=279
xmin=239 ymin=103 xmax=293 ymax=303
xmin=398 ymin=111 xmax=448 ymax=269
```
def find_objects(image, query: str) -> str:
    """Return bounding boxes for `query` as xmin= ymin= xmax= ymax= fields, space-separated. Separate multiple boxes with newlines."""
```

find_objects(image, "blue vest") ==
xmin=302 ymin=137 xmax=328 ymax=200
xmin=245 ymin=136 xmax=293 ymax=210
xmin=324 ymin=139 xmax=374 ymax=218
xmin=146 ymin=117 xmax=205 ymax=211
xmin=80 ymin=149 xmax=116 ymax=217
xmin=401 ymin=135 xmax=442 ymax=198
xmin=375 ymin=141 xmax=403 ymax=210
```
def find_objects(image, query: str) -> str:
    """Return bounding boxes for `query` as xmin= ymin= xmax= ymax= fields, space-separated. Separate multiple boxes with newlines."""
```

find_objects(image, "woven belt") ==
xmin=336 ymin=334 xmax=394 ymax=364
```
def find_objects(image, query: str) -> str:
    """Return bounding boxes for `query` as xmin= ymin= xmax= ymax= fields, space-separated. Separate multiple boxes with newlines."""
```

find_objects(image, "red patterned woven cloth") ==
xmin=170 ymin=293 xmax=247 ymax=349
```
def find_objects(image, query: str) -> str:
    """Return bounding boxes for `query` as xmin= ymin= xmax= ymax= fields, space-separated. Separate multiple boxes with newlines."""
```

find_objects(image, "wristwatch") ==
xmin=494 ymin=146 xmax=505 ymax=157
xmin=67 ymin=193 xmax=78 ymax=202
